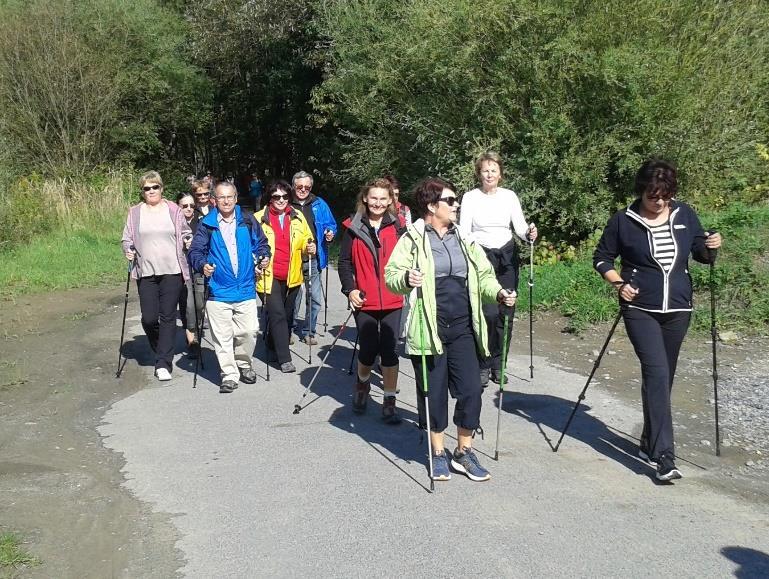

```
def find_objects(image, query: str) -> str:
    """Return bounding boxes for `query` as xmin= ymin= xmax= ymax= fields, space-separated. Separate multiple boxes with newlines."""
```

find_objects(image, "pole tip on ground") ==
xmin=293 ymin=405 xmax=302 ymax=415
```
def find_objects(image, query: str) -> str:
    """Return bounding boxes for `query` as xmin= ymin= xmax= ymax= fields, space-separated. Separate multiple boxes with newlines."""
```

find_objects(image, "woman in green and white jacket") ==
xmin=385 ymin=177 xmax=517 ymax=482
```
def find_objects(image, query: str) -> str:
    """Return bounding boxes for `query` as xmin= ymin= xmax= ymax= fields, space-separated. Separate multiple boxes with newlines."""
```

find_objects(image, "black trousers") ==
xmin=137 ymin=274 xmax=183 ymax=371
xmin=354 ymin=308 xmax=401 ymax=367
xmin=178 ymin=273 xmax=205 ymax=333
xmin=622 ymin=308 xmax=691 ymax=460
xmin=411 ymin=319 xmax=482 ymax=433
xmin=260 ymin=278 xmax=299 ymax=364
xmin=480 ymin=240 xmax=519 ymax=372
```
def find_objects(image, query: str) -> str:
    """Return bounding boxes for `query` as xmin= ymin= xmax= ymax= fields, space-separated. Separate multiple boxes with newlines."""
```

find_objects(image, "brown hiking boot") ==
xmin=381 ymin=395 xmax=402 ymax=425
xmin=352 ymin=380 xmax=371 ymax=414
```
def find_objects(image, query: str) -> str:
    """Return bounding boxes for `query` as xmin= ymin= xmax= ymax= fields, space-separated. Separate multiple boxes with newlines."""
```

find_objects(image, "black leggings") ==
xmin=260 ymin=278 xmax=299 ymax=364
xmin=480 ymin=241 xmax=519 ymax=371
xmin=411 ymin=319 xmax=482 ymax=433
xmin=623 ymin=308 xmax=691 ymax=460
xmin=354 ymin=308 xmax=401 ymax=367
xmin=137 ymin=273 xmax=183 ymax=371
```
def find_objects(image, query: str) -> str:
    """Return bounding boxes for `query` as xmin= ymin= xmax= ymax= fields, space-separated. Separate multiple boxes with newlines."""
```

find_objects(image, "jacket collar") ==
xmin=625 ymin=199 xmax=681 ymax=228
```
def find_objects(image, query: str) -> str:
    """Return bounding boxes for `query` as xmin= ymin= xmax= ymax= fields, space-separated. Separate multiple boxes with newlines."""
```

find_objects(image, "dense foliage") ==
xmin=0 ymin=0 xmax=767 ymax=331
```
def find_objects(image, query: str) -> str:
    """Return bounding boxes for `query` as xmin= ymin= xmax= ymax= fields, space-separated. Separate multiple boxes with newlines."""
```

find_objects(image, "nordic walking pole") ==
xmin=528 ymin=223 xmax=535 ymax=379
xmin=115 ymin=251 xmax=134 ymax=378
xmin=416 ymin=282 xmax=435 ymax=492
xmin=554 ymin=270 xmax=636 ymax=451
xmin=348 ymin=334 xmax=359 ymax=375
xmin=708 ymin=235 xmax=720 ymax=456
xmin=323 ymin=248 xmax=330 ymax=335
xmin=293 ymin=292 xmax=363 ymax=414
xmin=306 ymin=240 xmax=314 ymax=363
xmin=193 ymin=268 xmax=212 ymax=389
xmin=494 ymin=289 xmax=516 ymax=461
xmin=188 ymin=238 xmax=204 ymax=370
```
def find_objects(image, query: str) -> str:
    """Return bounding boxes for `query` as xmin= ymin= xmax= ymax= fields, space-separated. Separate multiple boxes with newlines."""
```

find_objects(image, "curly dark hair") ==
xmin=412 ymin=177 xmax=456 ymax=219
xmin=263 ymin=179 xmax=293 ymax=205
xmin=634 ymin=158 xmax=677 ymax=199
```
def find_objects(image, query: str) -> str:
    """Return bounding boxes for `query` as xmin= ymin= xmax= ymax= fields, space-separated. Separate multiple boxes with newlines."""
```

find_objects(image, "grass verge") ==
xmin=0 ymin=533 xmax=40 ymax=575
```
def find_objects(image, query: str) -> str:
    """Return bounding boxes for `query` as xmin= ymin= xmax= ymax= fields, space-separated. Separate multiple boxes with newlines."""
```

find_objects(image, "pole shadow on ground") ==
xmin=287 ymin=323 xmax=430 ymax=492
xmin=494 ymin=390 xmax=660 ymax=479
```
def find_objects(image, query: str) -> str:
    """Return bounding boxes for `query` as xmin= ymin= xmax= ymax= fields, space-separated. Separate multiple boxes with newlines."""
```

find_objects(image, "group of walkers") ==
xmin=121 ymin=154 xmax=722 ymax=484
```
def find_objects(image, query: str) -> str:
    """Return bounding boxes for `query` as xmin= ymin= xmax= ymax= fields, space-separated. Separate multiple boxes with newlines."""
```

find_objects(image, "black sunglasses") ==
xmin=438 ymin=196 xmax=458 ymax=206
xmin=142 ymin=184 xmax=161 ymax=192
xmin=180 ymin=203 xmax=194 ymax=208
xmin=271 ymin=193 xmax=290 ymax=201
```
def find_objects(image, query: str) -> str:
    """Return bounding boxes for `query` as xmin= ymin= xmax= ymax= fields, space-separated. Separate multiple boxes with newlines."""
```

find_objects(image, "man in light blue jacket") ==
xmin=289 ymin=170 xmax=337 ymax=344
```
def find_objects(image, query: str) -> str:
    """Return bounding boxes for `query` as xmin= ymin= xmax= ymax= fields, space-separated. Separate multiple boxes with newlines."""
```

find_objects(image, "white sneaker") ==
xmin=155 ymin=368 xmax=172 ymax=381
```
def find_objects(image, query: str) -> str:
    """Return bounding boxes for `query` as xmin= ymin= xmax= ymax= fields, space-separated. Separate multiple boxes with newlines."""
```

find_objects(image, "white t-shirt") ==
xmin=459 ymin=187 xmax=529 ymax=249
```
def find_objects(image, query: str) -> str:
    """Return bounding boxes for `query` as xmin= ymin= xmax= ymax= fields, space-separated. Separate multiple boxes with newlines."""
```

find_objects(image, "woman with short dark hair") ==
xmin=385 ymin=177 xmax=516 ymax=482
xmin=255 ymin=180 xmax=316 ymax=373
xmin=593 ymin=158 xmax=722 ymax=481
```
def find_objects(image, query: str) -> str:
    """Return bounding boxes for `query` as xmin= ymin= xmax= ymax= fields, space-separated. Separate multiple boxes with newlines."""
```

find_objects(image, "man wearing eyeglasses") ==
xmin=188 ymin=183 xmax=271 ymax=393
xmin=289 ymin=170 xmax=337 ymax=345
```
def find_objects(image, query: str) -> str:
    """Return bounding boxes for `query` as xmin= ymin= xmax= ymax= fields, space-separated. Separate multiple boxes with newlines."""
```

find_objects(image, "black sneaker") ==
xmin=490 ymin=370 xmax=506 ymax=385
xmin=239 ymin=367 xmax=257 ymax=384
xmin=479 ymin=368 xmax=490 ymax=388
xmin=656 ymin=453 xmax=682 ymax=481
xmin=219 ymin=380 xmax=237 ymax=394
xmin=639 ymin=446 xmax=658 ymax=467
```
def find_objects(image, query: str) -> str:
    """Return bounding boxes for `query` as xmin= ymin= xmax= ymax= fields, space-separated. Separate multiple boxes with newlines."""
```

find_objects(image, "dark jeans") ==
xmin=480 ymin=240 xmax=519 ymax=372
xmin=354 ymin=308 xmax=401 ymax=367
xmin=260 ymin=278 xmax=300 ymax=364
xmin=137 ymin=273 xmax=183 ymax=371
xmin=622 ymin=307 xmax=691 ymax=460
xmin=411 ymin=318 xmax=482 ymax=433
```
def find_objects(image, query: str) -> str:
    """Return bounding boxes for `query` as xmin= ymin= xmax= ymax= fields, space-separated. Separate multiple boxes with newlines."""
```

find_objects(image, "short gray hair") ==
xmin=292 ymin=170 xmax=313 ymax=188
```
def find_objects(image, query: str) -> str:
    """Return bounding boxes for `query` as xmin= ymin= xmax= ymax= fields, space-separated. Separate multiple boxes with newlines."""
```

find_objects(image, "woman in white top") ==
xmin=459 ymin=151 xmax=538 ymax=387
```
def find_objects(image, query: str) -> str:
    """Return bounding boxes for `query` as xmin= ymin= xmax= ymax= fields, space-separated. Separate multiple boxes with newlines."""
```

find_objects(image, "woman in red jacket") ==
xmin=339 ymin=178 xmax=405 ymax=424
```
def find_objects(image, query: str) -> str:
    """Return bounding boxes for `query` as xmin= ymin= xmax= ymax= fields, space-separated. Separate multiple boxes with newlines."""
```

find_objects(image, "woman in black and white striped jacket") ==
xmin=593 ymin=158 xmax=722 ymax=482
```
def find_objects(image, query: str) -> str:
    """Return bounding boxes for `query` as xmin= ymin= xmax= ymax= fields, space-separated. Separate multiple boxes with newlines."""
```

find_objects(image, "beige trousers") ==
xmin=206 ymin=299 xmax=258 ymax=383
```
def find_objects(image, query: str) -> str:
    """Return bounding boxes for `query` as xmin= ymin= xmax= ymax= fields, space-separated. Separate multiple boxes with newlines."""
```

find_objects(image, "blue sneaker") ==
xmin=451 ymin=446 xmax=491 ymax=481
xmin=431 ymin=451 xmax=451 ymax=481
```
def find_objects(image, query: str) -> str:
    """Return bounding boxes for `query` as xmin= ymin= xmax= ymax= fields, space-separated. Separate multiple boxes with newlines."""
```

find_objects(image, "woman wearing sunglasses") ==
xmin=338 ymin=178 xmax=405 ymax=423
xmin=255 ymin=180 xmax=316 ymax=373
xmin=121 ymin=171 xmax=191 ymax=381
xmin=175 ymin=192 xmax=205 ymax=358
xmin=385 ymin=177 xmax=516 ymax=482
xmin=594 ymin=158 xmax=722 ymax=481
xmin=459 ymin=151 xmax=537 ymax=387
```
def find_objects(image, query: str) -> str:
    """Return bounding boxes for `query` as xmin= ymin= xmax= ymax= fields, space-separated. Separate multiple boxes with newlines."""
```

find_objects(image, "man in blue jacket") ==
xmin=189 ymin=182 xmax=271 ymax=393
xmin=290 ymin=170 xmax=337 ymax=344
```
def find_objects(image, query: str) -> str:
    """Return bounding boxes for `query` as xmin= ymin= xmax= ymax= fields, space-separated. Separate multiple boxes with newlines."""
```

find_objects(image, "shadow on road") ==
xmin=721 ymin=546 xmax=769 ymax=578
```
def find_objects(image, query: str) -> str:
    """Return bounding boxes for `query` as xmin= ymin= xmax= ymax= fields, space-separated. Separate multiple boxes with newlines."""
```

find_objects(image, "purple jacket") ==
xmin=121 ymin=200 xmax=191 ymax=282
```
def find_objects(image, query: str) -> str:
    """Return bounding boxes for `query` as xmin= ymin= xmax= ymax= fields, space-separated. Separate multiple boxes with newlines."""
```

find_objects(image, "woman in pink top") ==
xmin=121 ymin=171 xmax=191 ymax=381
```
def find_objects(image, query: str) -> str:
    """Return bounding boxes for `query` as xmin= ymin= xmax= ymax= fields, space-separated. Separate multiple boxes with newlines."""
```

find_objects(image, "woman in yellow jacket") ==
xmin=256 ymin=180 xmax=316 ymax=373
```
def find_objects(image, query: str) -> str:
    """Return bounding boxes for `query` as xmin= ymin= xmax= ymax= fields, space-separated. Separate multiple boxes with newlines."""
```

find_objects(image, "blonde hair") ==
xmin=474 ymin=151 xmax=504 ymax=181
xmin=356 ymin=178 xmax=395 ymax=216
xmin=139 ymin=170 xmax=163 ymax=188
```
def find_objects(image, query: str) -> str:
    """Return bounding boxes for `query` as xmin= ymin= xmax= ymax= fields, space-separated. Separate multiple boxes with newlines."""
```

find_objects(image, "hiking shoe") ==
xmin=381 ymin=396 xmax=402 ymax=425
xmin=451 ymin=446 xmax=491 ymax=481
xmin=639 ymin=446 xmax=658 ymax=467
xmin=154 ymin=368 xmax=172 ymax=381
xmin=301 ymin=335 xmax=318 ymax=346
xmin=280 ymin=362 xmax=296 ymax=373
xmin=239 ymin=367 xmax=257 ymax=384
xmin=490 ymin=369 xmax=506 ymax=385
xmin=656 ymin=453 xmax=682 ymax=481
xmin=431 ymin=451 xmax=451 ymax=481
xmin=480 ymin=368 xmax=490 ymax=388
xmin=352 ymin=380 xmax=371 ymax=414
xmin=219 ymin=380 xmax=237 ymax=394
